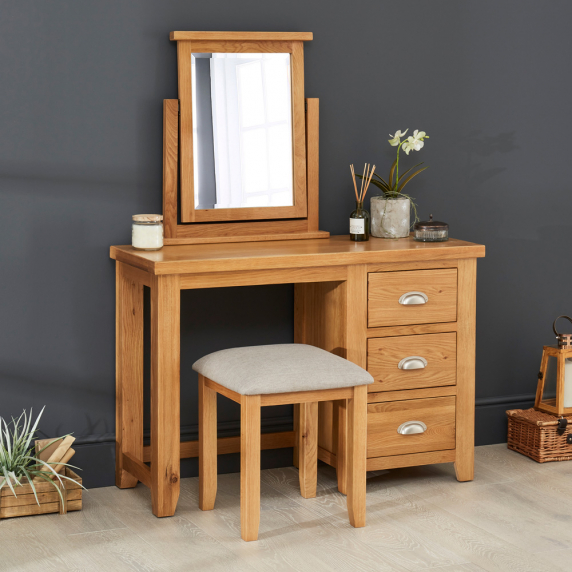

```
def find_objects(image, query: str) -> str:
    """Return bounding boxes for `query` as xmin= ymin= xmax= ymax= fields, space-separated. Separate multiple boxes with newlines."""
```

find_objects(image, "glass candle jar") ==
xmin=413 ymin=215 xmax=449 ymax=242
xmin=132 ymin=214 xmax=164 ymax=250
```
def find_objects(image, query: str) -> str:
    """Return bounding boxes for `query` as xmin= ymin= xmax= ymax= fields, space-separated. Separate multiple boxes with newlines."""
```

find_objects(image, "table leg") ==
xmin=199 ymin=375 xmax=217 ymax=511
xmin=455 ymin=258 xmax=476 ymax=482
xmin=340 ymin=265 xmax=368 ymax=495
xmin=347 ymin=385 xmax=367 ymax=528
xmin=150 ymin=274 xmax=181 ymax=517
xmin=115 ymin=262 xmax=144 ymax=489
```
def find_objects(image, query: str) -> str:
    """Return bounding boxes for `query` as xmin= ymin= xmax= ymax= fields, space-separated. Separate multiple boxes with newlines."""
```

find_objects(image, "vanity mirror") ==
xmin=192 ymin=52 xmax=294 ymax=211
xmin=163 ymin=32 xmax=329 ymax=244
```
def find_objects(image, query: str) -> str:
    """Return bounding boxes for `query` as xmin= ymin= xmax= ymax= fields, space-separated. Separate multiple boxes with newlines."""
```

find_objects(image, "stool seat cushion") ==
xmin=192 ymin=344 xmax=374 ymax=396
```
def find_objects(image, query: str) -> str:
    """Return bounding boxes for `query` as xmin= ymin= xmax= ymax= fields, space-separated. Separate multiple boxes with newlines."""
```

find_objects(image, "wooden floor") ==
xmin=2 ymin=444 xmax=572 ymax=571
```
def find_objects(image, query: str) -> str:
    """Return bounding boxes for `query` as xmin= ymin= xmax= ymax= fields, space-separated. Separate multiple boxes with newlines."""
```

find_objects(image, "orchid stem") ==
xmin=395 ymin=141 xmax=404 ymax=193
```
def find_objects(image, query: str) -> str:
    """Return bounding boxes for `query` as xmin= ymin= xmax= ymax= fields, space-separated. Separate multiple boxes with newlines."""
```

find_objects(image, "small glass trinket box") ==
xmin=413 ymin=215 xmax=449 ymax=242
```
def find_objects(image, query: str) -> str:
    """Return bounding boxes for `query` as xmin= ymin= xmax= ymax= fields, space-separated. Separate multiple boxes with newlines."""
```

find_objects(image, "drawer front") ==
xmin=367 ymin=332 xmax=456 ymax=392
xmin=367 ymin=396 xmax=456 ymax=458
xmin=368 ymin=269 xmax=457 ymax=327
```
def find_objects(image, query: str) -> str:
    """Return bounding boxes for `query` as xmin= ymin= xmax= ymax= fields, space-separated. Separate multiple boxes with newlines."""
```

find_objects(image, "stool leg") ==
xmin=199 ymin=375 xmax=217 ymax=511
xmin=299 ymin=401 xmax=318 ymax=499
xmin=347 ymin=385 xmax=367 ymax=528
xmin=241 ymin=395 xmax=261 ymax=542
xmin=293 ymin=404 xmax=300 ymax=469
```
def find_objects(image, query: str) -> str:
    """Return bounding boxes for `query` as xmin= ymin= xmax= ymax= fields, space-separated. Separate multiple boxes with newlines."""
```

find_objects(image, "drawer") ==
xmin=368 ymin=269 xmax=457 ymax=327
xmin=367 ymin=396 xmax=456 ymax=458
xmin=367 ymin=332 xmax=456 ymax=392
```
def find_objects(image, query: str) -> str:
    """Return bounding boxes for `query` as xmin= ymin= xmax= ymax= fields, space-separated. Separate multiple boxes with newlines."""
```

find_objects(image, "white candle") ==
xmin=132 ymin=214 xmax=163 ymax=250
xmin=564 ymin=358 xmax=572 ymax=408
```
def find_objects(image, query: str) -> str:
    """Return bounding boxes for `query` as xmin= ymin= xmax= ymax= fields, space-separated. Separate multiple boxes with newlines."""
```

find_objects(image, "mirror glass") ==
xmin=191 ymin=53 xmax=294 ymax=210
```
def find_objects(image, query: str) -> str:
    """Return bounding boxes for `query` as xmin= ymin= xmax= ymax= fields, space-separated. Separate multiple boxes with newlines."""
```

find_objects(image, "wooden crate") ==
xmin=0 ymin=468 xmax=82 ymax=519
xmin=507 ymin=408 xmax=572 ymax=463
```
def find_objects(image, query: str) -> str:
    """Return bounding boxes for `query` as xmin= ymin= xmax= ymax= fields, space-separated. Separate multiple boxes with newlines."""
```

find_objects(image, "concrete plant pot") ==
xmin=370 ymin=196 xmax=411 ymax=238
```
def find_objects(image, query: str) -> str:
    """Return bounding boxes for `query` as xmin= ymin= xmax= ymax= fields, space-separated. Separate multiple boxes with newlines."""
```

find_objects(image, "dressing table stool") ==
xmin=192 ymin=343 xmax=374 ymax=541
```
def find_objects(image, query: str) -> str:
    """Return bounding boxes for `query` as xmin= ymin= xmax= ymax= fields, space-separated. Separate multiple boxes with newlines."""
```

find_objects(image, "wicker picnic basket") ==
xmin=507 ymin=408 xmax=572 ymax=463
xmin=0 ymin=468 xmax=82 ymax=520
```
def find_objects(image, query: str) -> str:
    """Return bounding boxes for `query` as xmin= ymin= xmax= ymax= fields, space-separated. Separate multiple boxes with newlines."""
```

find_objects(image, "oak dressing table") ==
xmin=111 ymin=236 xmax=484 ymax=517
xmin=112 ymin=30 xmax=484 ymax=517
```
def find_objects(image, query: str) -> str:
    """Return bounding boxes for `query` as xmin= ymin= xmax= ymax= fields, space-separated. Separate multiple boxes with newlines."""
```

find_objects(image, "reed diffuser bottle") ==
xmin=349 ymin=163 xmax=375 ymax=242
xmin=350 ymin=201 xmax=370 ymax=241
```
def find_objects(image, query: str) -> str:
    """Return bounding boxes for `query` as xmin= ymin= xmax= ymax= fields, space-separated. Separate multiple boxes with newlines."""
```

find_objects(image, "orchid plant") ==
xmin=365 ymin=129 xmax=429 ymax=198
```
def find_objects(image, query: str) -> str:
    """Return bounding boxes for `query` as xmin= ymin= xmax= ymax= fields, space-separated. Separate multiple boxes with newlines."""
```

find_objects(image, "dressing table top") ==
xmin=110 ymin=235 xmax=485 ymax=276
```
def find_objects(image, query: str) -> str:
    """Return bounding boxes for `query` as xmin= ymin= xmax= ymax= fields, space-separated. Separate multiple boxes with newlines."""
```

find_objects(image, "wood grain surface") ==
xmin=110 ymin=236 xmax=485 ymax=275
xmin=367 ymin=396 xmax=456 ymax=458
xmin=170 ymin=32 xmax=314 ymax=41
xmin=115 ymin=261 xmax=144 ymax=489
xmin=455 ymin=258 xmax=477 ymax=482
xmin=240 ymin=395 xmax=261 ymax=541
xmin=2 ymin=445 xmax=563 ymax=571
xmin=367 ymin=332 xmax=457 ymax=392
xmin=368 ymin=268 xmax=458 ymax=327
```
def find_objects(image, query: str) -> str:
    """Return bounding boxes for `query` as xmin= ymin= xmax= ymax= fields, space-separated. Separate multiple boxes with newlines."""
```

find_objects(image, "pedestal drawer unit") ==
xmin=295 ymin=253 xmax=482 ymax=491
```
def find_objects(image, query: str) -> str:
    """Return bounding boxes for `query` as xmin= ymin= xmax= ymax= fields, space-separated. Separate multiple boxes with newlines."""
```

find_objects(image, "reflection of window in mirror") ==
xmin=191 ymin=53 xmax=293 ymax=210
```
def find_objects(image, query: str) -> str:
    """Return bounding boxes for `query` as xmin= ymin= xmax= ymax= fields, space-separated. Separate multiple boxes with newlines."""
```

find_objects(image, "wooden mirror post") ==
xmin=163 ymin=32 xmax=329 ymax=245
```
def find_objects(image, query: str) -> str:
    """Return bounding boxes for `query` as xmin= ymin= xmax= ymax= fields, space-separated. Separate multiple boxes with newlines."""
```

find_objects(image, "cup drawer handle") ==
xmin=399 ymin=291 xmax=428 ymax=305
xmin=398 ymin=356 xmax=427 ymax=370
xmin=397 ymin=421 xmax=427 ymax=435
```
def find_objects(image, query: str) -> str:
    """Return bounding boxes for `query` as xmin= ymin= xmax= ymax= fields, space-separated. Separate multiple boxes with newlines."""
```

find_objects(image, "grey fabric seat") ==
xmin=192 ymin=343 xmax=374 ymax=395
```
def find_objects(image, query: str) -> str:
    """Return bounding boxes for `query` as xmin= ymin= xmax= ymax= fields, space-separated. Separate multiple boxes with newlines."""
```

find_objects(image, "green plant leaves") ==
xmin=396 ymin=166 xmax=428 ymax=193
xmin=0 ymin=408 xmax=85 ymax=505
xmin=388 ymin=159 xmax=397 ymax=191
xmin=356 ymin=174 xmax=390 ymax=193
xmin=368 ymin=179 xmax=391 ymax=193
xmin=356 ymin=157 xmax=427 ymax=197
xmin=397 ymin=162 xmax=424 ymax=184
xmin=372 ymin=173 xmax=391 ymax=191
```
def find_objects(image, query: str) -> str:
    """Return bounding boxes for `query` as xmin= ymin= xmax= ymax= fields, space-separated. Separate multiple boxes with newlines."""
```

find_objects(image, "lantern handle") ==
xmin=552 ymin=315 xmax=572 ymax=337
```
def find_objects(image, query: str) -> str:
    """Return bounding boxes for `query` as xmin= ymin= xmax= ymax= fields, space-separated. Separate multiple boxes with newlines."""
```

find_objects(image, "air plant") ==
xmin=358 ymin=129 xmax=429 ymax=197
xmin=0 ymin=408 xmax=83 ymax=505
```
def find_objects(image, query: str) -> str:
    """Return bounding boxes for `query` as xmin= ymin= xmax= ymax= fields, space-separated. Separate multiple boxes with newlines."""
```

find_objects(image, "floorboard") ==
xmin=0 ymin=444 xmax=569 ymax=572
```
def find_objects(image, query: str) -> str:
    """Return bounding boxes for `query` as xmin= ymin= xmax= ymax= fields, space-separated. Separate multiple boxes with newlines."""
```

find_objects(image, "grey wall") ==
xmin=2 ymin=0 xmax=571 ymax=488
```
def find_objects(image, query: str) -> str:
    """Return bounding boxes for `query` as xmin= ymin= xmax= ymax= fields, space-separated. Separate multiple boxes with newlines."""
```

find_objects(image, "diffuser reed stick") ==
xmin=350 ymin=164 xmax=359 ymax=202
xmin=356 ymin=164 xmax=376 ymax=202
xmin=349 ymin=163 xmax=375 ymax=242
xmin=359 ymin=163 xmax=366 ymax=202
xmin=363 ymin=164 xmax=376 ymax=200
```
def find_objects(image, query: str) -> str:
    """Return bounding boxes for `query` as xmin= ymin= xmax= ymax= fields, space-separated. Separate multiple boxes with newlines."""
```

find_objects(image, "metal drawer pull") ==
xmin=398 ymin=356 xmax=427 ymax=370
xmin=399 ymin=291 xmax=428 ymax=305
xmin=397 ymin=421 xmax=427 ymax=435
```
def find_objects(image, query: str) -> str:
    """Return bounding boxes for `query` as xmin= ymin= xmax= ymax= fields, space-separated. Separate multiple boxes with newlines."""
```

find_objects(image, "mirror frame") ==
xmin=172 ymin=32 xmax=311 ymax=224
xmin=163 ymin=32 xmax=329 ymax=245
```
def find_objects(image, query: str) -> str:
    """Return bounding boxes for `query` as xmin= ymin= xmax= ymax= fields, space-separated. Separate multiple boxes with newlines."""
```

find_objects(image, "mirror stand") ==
xmin=162 ymin=97 xmax=329 ymax=245
xmin=162 ymin=31 xmax=329 ymax=246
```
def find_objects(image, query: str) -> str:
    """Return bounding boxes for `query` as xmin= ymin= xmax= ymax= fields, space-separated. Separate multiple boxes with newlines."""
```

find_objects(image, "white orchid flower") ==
xmin=402 ymin=130 xmax=429 ymax=155
xmin=388 ymin=129 xmax=408 ymax=146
